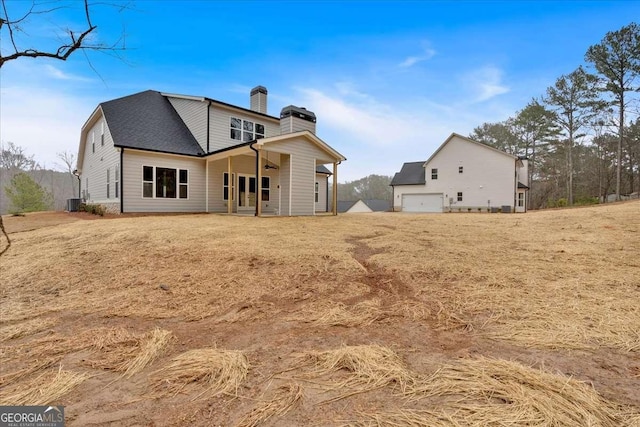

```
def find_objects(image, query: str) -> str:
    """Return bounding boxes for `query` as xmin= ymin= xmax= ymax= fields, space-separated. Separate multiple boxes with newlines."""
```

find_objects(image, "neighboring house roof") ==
xmin=316 ymin=165 xmax=332 ymax=175
xmin=390 ymin=161 xmax=426 ymax=186
xmin=424 ymin=133 xmax=517 ymax=166
xmin=337 ymin=200 xmax=357 ymax=213
xmin=363 ymin=199 xmax=391 ymax=212
xmin=101 ymin=90 xmax=205 ymax=157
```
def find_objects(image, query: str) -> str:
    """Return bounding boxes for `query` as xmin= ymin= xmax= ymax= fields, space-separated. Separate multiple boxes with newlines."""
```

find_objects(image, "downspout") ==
xmin=249 ymin=142 xmax=259 ymax=216
xmin=120 ymin=148 xmax=124 ymax=213
xmin=73 ymin=169 xmax=81 ymax=198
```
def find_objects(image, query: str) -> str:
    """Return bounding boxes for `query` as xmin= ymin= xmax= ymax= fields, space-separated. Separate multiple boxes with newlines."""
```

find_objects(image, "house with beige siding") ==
xmin=76 ymin=87 xmax=345 ymax=215
xmin=390 ymin=133 xmax=528 ymax=213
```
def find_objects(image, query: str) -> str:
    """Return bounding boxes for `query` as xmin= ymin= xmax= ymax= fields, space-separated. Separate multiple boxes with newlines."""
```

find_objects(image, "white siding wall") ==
xmin=167 ymin=97 xmax=208 ymax=153
xmin=267 ymin=137 xmax=329 ymax=215
xmin=122 ymin=150 xmax=206 ymax=212
xmin=518 ymin=159 xmax=529 ymax=186
xmin=206 ymin=155 xmax=280 ymax=214
xmin=346 ymin=200 xmax=373 ymax=213
xmin=208 ymin=105 xmax=280 ymax=152
xmin=79 ymin=114 xmax=120 ymax=206
xmin=425 ymin=136 xmax=515 ymax=210
xmin=315 ymin=173 xmax=329 ymax=212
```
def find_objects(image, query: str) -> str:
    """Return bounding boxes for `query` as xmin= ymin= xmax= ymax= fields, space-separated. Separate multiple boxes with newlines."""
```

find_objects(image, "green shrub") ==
xmin=79 ymin=203 xmax=105 ymax=216
xmin=574 ymin=196 xmax=599 ymax=206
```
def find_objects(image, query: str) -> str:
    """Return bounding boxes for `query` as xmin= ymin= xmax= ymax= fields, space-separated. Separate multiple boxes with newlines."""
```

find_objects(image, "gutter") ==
xmin=249 ymin=141 xmax=259 ymax=217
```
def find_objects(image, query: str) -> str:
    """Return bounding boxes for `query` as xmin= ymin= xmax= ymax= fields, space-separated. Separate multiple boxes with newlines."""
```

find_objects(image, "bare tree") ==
xmin=0 ymin=0 xmax=128 ymax=68
xmin=56 ymin=150 xmax=79 ymax=197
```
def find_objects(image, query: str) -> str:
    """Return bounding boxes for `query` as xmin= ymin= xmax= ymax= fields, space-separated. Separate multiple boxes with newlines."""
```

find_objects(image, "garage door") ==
xmin=402 ymin=193 xmax=443 ymax=212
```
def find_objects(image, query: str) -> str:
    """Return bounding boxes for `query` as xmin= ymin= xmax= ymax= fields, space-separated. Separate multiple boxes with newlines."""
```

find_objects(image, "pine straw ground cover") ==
xmin=0 ymin=202 xmax=639 ymax=425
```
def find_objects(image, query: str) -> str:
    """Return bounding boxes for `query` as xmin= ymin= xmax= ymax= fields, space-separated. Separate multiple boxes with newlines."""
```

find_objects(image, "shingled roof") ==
xmin=390 ymin=161 xmax=425 ymax=186
xmin=101 ymin=90 xmax=205 ymax=156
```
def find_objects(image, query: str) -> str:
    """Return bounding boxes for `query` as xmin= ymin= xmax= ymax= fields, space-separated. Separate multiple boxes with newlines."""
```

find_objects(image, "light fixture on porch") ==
xmin=264 ymin=151 xmax=279 ymax=170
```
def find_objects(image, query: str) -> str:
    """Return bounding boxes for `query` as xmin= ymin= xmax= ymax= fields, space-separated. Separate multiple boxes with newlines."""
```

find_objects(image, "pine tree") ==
xmin=4 ymin=172 xmax=52 ymax=214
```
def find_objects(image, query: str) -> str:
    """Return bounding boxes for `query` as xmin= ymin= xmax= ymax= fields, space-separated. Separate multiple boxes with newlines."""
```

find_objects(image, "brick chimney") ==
xmin=279 ymin=105 xmax=316 ymax=135
xmin=250 ymin=86 xmax=268 ymax=114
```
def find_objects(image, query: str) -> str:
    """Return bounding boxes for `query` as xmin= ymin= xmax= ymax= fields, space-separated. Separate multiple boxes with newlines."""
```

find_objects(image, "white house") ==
xmin=390 ymin=133 xmax=528 ymax=213
xmin=76 ymin=87 xmax=345 ymax=216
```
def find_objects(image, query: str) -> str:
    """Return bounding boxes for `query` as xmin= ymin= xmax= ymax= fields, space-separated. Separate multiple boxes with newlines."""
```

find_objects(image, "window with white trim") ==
xmin=91 ymin=131 xmax=95 ymax=153
xmin=106 ymin=168 xmax=110 ymax=198
xmin=230 ymin=117 xmax=265 ymax=141
xmin=458 ymin=166 xmax=463 ymax=174
xmin=223 ymin=172 xmax=235 ymax=201
xmin=431 ymin=168 xmax=438 ymax=179
xmin=457 ymin=192 xmax=463 ymax=202
xmin=101 ymin=122 xmax=105 ymax=146
xmin=518 ymin=192 xmax=525 ymax=207
xmin=142 ymin=166 xmax=188 ymax=199
xmin=261 ymin=176 xmax=270 ymax=201
xmin=315 ymin=182 xmax=319 ymax=203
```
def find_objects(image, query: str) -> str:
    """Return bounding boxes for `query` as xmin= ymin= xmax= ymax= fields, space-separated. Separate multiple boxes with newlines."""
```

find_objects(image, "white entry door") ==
xmin=238 ymin=175 xmax=256 ymax=210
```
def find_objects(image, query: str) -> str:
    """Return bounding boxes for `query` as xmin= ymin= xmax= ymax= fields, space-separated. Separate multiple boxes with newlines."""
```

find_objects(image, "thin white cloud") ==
xmin=461 ymin=65 xmax=509 ymax=103
xmin=398 ymin=47 xmax=436 ymax=68
xmin=44 ymin=65 xmax=93 ymax=82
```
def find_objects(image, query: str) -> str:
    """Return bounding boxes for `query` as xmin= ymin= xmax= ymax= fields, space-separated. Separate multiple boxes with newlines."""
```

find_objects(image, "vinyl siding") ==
xmin=79 ymin=115 xmax=120 ymax=205
xmin=208 ymin=104 xmax=280 ymax=152
xmin=266 ymin=137 xmax=330 ymax=215
xmin=167 ymin=97 xmax=208 ymax=152
xmin=206 ymin=155 xmax=280 ymax=214
xmin=280 ymin=117 xmax=316 ymax=135
xmin=122 ymin=150 xmax=206 ymax=212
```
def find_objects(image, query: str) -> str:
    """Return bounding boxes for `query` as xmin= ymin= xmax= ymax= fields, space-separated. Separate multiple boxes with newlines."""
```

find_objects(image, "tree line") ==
xmin=470 ymin=22 xmax=640 ymax=209
xmin=0 ymin=142 xmax=78 ymax=215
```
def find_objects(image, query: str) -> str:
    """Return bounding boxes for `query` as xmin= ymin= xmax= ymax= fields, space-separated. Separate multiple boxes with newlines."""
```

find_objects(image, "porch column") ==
xmin=256 ymin=150 xmax=262 ymax=217
xmin=227 ymin=156 xmax=233 ymax=214
xmin=205 ymin=160 xmax=209 ymax=213
xmin=332 ymin=162 xmax=338 ymax=216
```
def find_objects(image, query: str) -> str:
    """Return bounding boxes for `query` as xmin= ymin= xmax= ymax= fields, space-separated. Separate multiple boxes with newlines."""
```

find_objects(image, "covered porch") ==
xmin=203 ymin=131 xmax=345 ymax=216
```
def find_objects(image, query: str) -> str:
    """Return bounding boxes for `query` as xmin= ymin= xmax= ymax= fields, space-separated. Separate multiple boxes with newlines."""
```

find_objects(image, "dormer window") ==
xmin=230 ymin=117 xmax=265 ymax=141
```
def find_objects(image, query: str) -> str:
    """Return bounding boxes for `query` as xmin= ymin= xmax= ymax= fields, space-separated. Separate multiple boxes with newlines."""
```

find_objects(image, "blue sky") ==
xmin=0 ymin=1 xmax=638 ymax=181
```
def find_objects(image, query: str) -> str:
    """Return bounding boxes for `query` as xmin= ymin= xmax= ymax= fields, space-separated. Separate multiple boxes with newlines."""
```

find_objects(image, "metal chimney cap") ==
xmin=250 ymin=86 xmax=268 ymax=95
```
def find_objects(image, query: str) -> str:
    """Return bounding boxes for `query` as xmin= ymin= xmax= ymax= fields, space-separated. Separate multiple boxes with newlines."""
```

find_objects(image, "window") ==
xmin=143 ymin=166 xmax=153 ymax=198
xmin=156 ymin=167 xmax=176 ymax=198
xmin=230 ymin=117 xmax=265 ymax=141
xmin=223 ymin=172 xmax=235 ymax=201
xmin=457 ymin=192 xmax=463 ymax=202
xmin=459 ymin=166 xmax=463 ymax=174
xmin=115 ymin=165 xmax=120 ymax=198
xmin=142 ymin=166 xmax=189 ymax=199
xmin=101 ymin=122 xmax=105 ymax=146
xmin=518 ymin=192 xmax=525 ymax=207
xmin=179 ymin=170 xmax=188 ymax=199
xmin=431 ymin=168 xmax=438 ymax=179
xmin=315 ymin=182 xmax=319 ymax=203
xmin=261 ymin=176 xmax=270 ymax=201
xmin=106 ymin=168 xmax=110 ymax=199
xmin=91 ymin=132 xmax=95 ymax=153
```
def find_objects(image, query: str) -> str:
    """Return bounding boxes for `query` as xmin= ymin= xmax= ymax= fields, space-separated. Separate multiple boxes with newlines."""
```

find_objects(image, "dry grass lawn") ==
xmin=0 ymin=202 xmax=639 ymax=426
